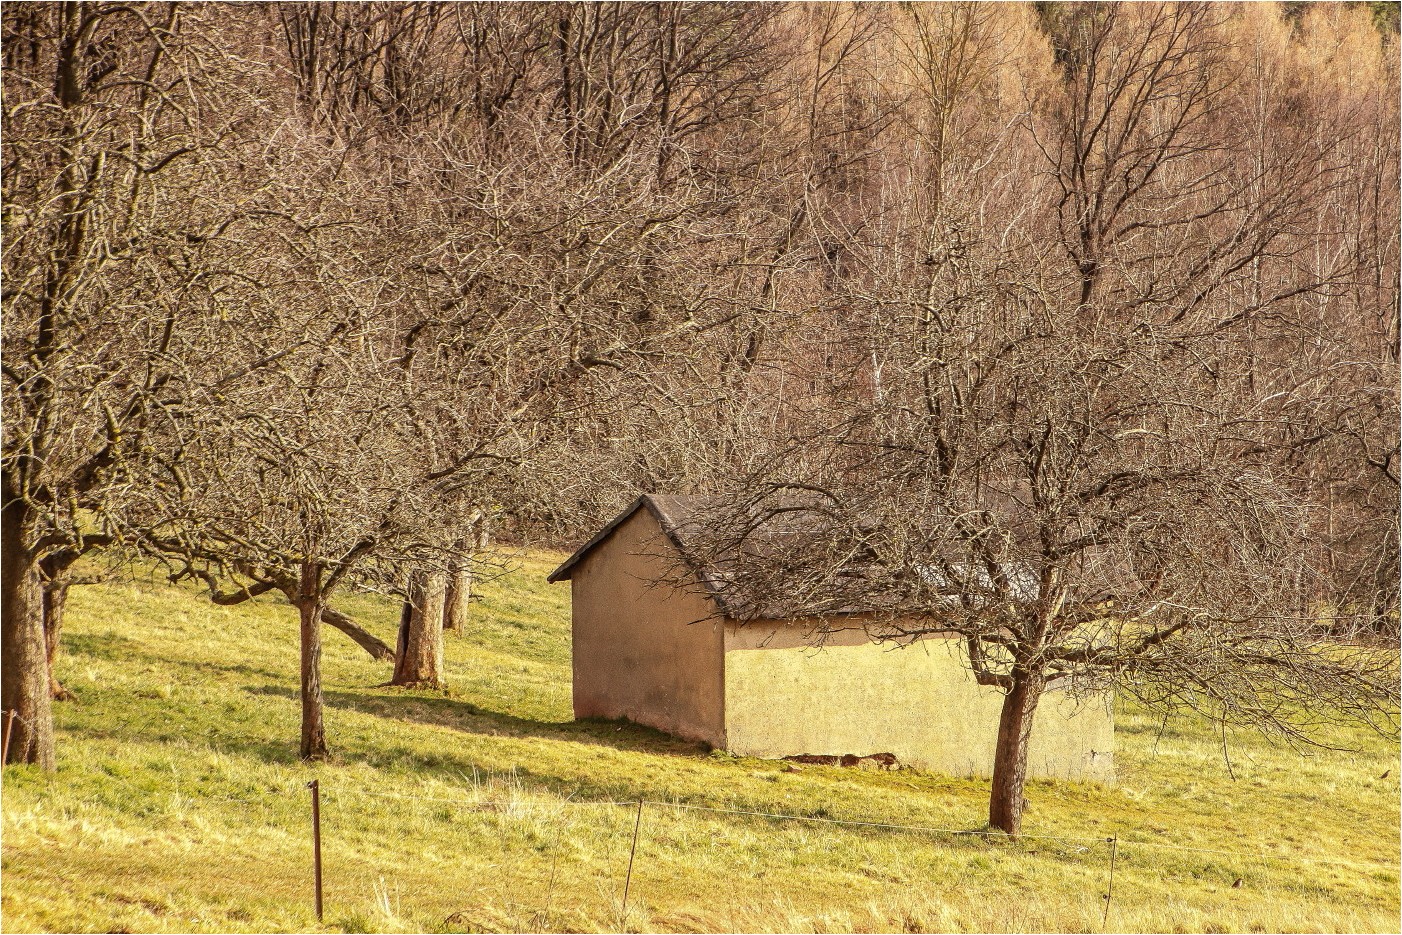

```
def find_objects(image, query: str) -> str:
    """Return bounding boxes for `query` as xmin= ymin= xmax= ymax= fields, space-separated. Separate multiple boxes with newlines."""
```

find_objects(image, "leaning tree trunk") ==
xmin=392 ymin=570 xmax=446 ymax=688
xmin=988 ymin=672 xmax=1045 ymax=836
xmin=298 ymin=561 xmax=328 ymax=760
xmin=322 ymin=606 xmax=395 ymax=661
xmin=1 ymin=496 xmax=55 ymax=769
xmin=42 ymin=580 xmax=73 ymax=701
xmin=444 ymin=558 xmax=471 ymax=634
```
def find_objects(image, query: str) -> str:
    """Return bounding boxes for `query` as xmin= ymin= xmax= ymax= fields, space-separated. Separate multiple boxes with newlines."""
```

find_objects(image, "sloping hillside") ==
xmin=1 ymin=553 xmax=1397 ymax=933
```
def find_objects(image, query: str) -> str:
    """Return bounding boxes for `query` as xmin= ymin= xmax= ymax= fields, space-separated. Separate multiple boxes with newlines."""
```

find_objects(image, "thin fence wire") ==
xmin=16 ymin=764 xmax=1399 ymax=873
xmin=7 ymin=764 xmax=1398 ymax=932
xmin=328 ymin=784 xmax=1400 ymax=872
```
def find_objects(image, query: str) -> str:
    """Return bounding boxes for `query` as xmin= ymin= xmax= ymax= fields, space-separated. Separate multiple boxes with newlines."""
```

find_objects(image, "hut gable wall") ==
xmin=569 ymin=507 xmax=726 ymax=747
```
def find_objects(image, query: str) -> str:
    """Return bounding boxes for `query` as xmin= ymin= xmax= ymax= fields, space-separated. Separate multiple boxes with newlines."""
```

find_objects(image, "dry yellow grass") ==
xmin=1 ymin=551 xmax=1398 ymax=933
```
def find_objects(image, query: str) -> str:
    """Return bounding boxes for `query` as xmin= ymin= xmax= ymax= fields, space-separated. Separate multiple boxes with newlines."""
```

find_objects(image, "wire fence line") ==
xmin=327 ymin=782 xmax=1399 ymax=873
xmin=12 ymin=758 xmax=1396 ymax=872
xmin=313 ymin=780 xmax=1399 ymax=932
xmin=5 ymin=760 xmax=1398 ymax=932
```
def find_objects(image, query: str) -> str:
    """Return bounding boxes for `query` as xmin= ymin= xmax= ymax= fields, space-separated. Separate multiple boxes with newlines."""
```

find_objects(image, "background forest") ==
xmin=3 ymin=0 xmax=1398 ymax=781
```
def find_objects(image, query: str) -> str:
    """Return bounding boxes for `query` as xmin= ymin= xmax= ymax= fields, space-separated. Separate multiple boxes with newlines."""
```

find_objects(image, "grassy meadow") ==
xmin=1 ymin=551 xmax=1398 ymax=934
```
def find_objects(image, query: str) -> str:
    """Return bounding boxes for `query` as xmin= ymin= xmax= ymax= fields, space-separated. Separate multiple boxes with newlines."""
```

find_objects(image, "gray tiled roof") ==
xmin=546 ymin=493 xmax=1056 ymax=621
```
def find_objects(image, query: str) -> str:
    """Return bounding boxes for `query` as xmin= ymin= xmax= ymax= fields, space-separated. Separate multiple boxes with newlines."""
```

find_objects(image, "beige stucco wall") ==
xmin=569 ymin=508 xmax=726 ymax=747
xmin=723 ymin=622 xmax=1114 ymax=781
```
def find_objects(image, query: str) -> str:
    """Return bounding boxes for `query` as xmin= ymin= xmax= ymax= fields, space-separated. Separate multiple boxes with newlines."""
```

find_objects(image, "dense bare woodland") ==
xmin=3 ymin=2 xmax=1398 ymax=834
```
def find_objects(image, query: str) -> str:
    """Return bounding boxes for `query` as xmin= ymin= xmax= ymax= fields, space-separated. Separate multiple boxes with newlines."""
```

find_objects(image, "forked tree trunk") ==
xmin=988 ymin=672 xmax=1045 ymax=836
xmin=43 ymin=581 xmax=73 ymax=701
xmin=444 ymin=558 xmax=471 ymax=634
xmin=298 ymin=561 xmax=328 ymax=760
xmin=392 ymin=570 xmax=446 ymax=688
xmin=1 ymin=497 xmax=55 ymax=769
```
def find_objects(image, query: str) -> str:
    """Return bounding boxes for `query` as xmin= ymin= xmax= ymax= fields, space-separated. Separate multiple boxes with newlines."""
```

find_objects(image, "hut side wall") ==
xmin=723 ymin=623 xmax=1114 ymax=780
xmin=570 ymin=508 xmax=726 ymax=747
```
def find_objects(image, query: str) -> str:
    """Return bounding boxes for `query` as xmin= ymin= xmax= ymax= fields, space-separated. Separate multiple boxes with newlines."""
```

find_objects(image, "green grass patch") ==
xmin=2 ymin=552 xmax=1398 ymax=933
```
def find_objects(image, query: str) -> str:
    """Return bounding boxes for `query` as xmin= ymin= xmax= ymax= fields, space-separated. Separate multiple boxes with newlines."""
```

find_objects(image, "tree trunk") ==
xmin=988 ymin=672 xmax=1045 ymax=836
xmin=392 ymin=569 xmax=446 ymax=688
xmin=444 ymin=558 xmax=471 ymax=634
xmin=322 ymin=606 xmax=395 ymax=661
xmin=1 ymin=496 xmax=55 ymax=769
xmin=298 ymin=561 xmax=328 ymax=761
xmin=445 ymin=520 xmax=490 ymax=634
xmin=42 ymin=580 xmax=74 ymax=701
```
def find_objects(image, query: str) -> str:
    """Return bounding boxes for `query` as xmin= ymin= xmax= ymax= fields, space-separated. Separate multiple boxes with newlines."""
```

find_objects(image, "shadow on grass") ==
xmin=256 ymin=684 xmax=708 ymax=756
xmin=54 ymin=675 xmax=992 ymax=838
xmin=234 ymin=683 xmax=730 ymax=805
xmin=242 ymin=682 xmax=708 ymax=768
xmin=49 ymin=693 xmax=305 ymax=770
xmin=244 ymin=686 xmax=1003 ymax=849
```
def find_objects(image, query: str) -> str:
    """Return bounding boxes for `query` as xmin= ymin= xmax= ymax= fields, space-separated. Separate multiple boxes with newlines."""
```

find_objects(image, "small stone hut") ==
xmin=548 ymin=494 xmax=1113 ymax=780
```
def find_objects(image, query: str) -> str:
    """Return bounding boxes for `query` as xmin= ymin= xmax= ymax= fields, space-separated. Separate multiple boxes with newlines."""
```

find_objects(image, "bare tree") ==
xmin=393 ymin=571 xmax=447 ymax=688
xmin=4 ymin=0 xmax=1393 ymax=786
xmin=1 ymin=1 xmax=287 ymax=766
xmin=141 ymin=286 xmax=476 ymax=758
xmin=685 ymin=2 xmax=1399 ymax=836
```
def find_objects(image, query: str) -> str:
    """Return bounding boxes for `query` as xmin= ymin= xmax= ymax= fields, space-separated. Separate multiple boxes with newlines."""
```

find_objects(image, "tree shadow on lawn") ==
xmin=240 ymin=687 xmax=1001 ymax=844
xmin=232 ymin=684 xmax=731 ymax=804
xmin=244 ymin=683 xmax=708 ymax=758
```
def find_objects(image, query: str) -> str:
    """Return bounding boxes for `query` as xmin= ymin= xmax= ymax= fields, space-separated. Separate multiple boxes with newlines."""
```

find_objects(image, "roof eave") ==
xmin=545 ymin=495 xmax=650 ymax=583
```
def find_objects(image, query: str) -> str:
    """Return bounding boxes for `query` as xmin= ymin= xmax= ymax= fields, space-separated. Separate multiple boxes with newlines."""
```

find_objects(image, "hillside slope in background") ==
xmin=1 ymin=553 xmax=1397 ymax=934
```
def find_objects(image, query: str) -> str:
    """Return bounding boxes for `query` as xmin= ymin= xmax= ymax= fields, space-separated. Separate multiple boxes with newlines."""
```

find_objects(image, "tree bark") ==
xmin=42 ymin=580 xmax=73 ymax=701
xmin=445 ymin=520 xmax=489 ymax=634
xmin=444 ymin=558 xmax=471 ymax=634
xmin=392 ymin=569 xmax=446 ymax=688
xmin=298 ymin=561 xmax=328 ymax=760
xmin=1 ymin=496 xmax=55 ymax=769
xmin=322 ymin=606 xmax=395 ymax=661
xmin=988 ymin=672 xmax=1045 ymax=836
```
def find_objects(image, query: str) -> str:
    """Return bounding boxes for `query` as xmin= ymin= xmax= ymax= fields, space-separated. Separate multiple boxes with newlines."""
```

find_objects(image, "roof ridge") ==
xmin=545 ymin=493 xmax=706 ymax=584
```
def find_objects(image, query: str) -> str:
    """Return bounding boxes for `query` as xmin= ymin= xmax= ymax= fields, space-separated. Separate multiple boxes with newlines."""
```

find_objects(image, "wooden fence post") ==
xmin=2 ymin=710 xmax=16 ymax=764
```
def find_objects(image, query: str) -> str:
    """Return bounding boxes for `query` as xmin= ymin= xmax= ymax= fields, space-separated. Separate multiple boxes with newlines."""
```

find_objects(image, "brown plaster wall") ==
xmin=723 ymin=622 xmax=1114 ymax=781
xmin=569 ymin=508 xmax=726 ymax=747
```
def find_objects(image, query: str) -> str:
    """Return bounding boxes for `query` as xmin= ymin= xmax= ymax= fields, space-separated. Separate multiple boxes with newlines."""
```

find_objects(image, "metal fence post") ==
xmin=1102 ymin=836 xmax=1119 ymax=930
xmin=309 ymin=779 xmax=324 ymax=923
xmin=620 ymin=800 xmax=645 ymax=930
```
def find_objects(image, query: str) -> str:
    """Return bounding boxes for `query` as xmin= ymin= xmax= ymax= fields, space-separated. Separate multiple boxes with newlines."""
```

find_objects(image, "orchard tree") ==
xmin=141 ymin=270 xmax=494 ymax=757
xmin=1 ymin=1 xmax=289 ymax=766
xmin=684 ymin=2 xmax=1399 ymax=836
